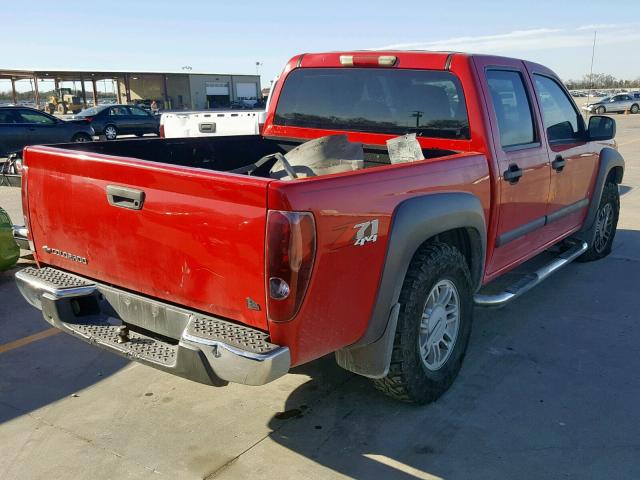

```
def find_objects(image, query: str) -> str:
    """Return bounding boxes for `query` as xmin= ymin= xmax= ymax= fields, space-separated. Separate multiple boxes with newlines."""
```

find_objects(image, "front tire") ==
xmin=578 ymin=182 xmax=619 ymax=262
xmin=104 ymin=124 xmax=118 ymax=140
xmin=372 ymin=242 xmax=473 ymax=404
xmin=596 ymin=106 xmax=606 ymax=114
xmin=631 ymin=104 xmax=639 ymax=114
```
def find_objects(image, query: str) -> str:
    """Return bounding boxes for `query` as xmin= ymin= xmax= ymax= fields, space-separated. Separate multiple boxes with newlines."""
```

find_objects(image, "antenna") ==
xmin=586 ymin=30 xmax=597 ymax=114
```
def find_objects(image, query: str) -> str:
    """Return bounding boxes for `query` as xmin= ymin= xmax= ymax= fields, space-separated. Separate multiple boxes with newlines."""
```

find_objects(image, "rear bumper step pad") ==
xmin=15 ymin=267 xmax=290 ymax=386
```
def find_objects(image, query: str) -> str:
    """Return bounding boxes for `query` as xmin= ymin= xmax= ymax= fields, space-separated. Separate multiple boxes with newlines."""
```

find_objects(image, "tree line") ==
xmin=565 ymin=73 xmax=640 ymax=90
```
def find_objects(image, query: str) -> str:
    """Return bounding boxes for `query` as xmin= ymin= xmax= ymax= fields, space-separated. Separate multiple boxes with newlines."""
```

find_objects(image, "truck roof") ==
xmin=294 ymin=51 xmax=552 ymax=74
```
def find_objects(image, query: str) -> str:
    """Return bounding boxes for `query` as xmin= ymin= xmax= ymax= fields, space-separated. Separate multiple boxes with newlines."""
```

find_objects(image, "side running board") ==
xmin=474 ymin=241 xmax=588 ymax=307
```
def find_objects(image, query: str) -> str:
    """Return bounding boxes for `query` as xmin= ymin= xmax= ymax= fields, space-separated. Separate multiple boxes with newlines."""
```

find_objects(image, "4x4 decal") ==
xmin=353 ymin=219 xmax=379 ymax=246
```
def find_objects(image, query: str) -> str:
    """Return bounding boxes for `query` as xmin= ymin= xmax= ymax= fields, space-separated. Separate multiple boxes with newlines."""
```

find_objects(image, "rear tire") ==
xmin=631 ymin=104 xmax=639 ymax=114
xmin=372 ymin=242 xmax=473 ymax=404
xmin=71 ymin=133 xmax=92 ymax=143
xmin=578 ymin=182 xmax=619 ymax=262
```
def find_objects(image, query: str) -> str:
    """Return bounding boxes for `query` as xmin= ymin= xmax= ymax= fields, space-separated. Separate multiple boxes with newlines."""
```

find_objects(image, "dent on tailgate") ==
xmin=25 ymin=146 xmax=271 ymax=330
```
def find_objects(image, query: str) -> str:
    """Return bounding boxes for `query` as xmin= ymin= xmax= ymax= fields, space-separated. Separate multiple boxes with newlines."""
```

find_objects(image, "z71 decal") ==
xmin=353 ymin=219 xmax=379 ymax=246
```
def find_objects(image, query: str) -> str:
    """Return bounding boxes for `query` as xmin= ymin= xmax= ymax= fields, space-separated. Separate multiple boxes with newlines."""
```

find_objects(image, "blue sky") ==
xmin=2 ymin=0 xmax=639 ymax=89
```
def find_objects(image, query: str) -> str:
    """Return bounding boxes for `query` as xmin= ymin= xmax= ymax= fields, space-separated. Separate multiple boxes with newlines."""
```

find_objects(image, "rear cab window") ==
xmin=274 ymin=68 xmax=470 ymax=140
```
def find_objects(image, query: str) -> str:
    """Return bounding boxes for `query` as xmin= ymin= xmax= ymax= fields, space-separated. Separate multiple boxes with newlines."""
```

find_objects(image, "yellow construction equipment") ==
xmin=46 ymin=88 xmax=83 ymax=115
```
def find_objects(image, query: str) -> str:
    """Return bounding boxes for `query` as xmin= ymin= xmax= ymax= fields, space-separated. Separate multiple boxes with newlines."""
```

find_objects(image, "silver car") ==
xmin=583 ymin=93 xmax=640 ymax=114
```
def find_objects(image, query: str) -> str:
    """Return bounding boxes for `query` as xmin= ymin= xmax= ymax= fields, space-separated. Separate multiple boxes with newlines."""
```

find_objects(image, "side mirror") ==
xmin=588 ymin=115 xmax=616 ymax=141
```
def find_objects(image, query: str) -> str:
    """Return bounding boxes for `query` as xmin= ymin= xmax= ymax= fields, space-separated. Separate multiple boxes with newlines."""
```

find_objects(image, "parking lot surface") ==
xmin=1 ymin=115 xmax=640 ymax=479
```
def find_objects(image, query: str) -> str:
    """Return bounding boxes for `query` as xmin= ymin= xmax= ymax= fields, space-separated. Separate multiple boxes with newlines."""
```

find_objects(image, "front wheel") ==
xmin=372 ymin=242 xmax=473 ymax=404
xmin=578 ymin=182 xmax=619 ymax=262
xmin=631 ymin=104 xmax=639 ymax=114
xmin=104 ymin=124 xmax=118 ymax=140
xmin=596 ymin=106 xmax=606 ymax=114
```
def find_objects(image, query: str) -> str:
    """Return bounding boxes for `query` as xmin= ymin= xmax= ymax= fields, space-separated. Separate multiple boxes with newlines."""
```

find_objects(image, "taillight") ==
xmin=159 ymin=123 xmax=165 ymax=138
xmin=20 ymin=163 xmax=34 ymax=251
xmin=84 ymin=116 xmax=94 ymax=122
xmin=266 ymin=210 xmax=316 ymax=322
xmin=14 ymin=158 xmax=23 ymax=174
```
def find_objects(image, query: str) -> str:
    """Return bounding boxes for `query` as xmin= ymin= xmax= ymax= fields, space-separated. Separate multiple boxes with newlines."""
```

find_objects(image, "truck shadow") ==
xmin=263 ymin=229 xmax=640 ymax=479
xmin=0 ymin=267 xmax=128 ymax=424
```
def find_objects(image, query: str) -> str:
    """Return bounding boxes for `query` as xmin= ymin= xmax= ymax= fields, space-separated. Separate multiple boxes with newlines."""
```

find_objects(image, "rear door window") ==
xmin=129 ymin=107 xmax=150 ymax=116
xmin=109 ymin=107 xmax=128 ymax=116
xmin=485 ymin=70 xmax=536 ymax=148
xmin=17 ymin=110 xmax=56 ymax=125
xmin=274 ymin=68 xmax=470 ymax=139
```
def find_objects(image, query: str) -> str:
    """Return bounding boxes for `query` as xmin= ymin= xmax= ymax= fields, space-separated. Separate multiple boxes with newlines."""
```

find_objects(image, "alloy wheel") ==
xmin=105 ymin=126 xmax=117 ymax=140
xmin=594 ymin=203 xmax=614 ymax=253
xmin=418 ymin=279 xmax=461 ymax=371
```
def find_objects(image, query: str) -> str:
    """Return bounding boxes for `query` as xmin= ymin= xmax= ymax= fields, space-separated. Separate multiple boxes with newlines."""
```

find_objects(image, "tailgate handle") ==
xmin=199 ymin=122 xmax=216 ymax=133
xmin=106 ymin=185 xmax=145 ymax=210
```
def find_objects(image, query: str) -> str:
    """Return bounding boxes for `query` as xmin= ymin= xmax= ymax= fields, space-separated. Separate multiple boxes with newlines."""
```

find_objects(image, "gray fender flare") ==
xmin=335 ymin=192 xmax=486 ymax=378
xmin=576 ymin=147 xmax=624 ymax=241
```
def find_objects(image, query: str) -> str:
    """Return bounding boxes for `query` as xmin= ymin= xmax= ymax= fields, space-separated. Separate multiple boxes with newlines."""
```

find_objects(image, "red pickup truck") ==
xmin=16 ymin=51 xmax=623 ymax=403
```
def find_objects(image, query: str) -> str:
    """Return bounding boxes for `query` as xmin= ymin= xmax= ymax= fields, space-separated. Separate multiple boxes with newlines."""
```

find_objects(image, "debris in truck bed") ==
xmin=270 ymin=134 xmax=364 ymax=180
xmin=386 ymin=133 xmax=425 ymax=164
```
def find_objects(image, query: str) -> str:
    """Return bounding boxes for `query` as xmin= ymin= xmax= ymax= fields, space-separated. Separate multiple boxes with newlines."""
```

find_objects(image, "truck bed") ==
xmin=57 ymin=136 xmax=458 ymax=175
xmin=23 ymin=136 xmax=465 ymax=340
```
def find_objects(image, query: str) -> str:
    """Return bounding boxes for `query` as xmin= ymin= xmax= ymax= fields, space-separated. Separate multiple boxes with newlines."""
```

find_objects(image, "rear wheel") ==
xmin=631 ymin=104 xmax=639 ymax=114
xmin=104 ymin=124 xmax=118 ymax=140
xmin=578 ymin=182 xmax=619 ymax=262
xmin=372 ymin=242 xmax=473 ymax=404
xmin=71 ymin=133 xmax=91 ymax=143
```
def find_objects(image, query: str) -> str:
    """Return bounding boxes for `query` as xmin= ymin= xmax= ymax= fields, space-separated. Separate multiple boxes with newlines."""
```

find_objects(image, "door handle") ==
xmin=552 ymin=155 xmax=565 ymax=172
xmin=503 ymin=164 xmax=523 ymax=184
xmin=106 ymin=185 xmax=145 ymax=210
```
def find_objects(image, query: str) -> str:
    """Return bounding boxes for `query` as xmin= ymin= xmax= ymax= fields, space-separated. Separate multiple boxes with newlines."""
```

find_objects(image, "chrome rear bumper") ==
xmin=15 ymin=267 xmax=290 ymax=386
xmin=12 ymin=225 xmax=30 ymax=250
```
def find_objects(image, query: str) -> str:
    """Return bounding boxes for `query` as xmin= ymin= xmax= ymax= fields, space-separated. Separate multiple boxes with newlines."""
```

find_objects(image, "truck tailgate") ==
xmin=24 ymin=146 xmax=270 ymax=330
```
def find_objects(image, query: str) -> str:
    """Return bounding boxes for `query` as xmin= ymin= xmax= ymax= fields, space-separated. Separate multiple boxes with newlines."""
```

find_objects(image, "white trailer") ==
xmin=159 ymin=110 xmax=265 ymax=138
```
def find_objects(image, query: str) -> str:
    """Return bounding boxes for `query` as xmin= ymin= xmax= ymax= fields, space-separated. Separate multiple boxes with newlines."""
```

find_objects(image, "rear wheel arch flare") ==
xmin=354 ymin=192 xmax=486 ymax=347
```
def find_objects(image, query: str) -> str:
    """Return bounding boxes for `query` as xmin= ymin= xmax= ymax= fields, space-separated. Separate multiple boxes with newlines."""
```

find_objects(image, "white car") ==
xmin=582 ymin=93 xmax=640 ymax=114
